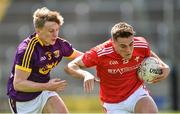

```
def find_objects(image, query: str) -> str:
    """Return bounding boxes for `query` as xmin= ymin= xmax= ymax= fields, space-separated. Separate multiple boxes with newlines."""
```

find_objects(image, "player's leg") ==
xmin=123 ymin=85 xmax=158 ymax=113
xmin=103 ymin=102 xmax=130 ymax=114
xmin=134 ymin=96 xmax=158 ymax=113
xmin=42 ymin=95 xmax=68 ymax=113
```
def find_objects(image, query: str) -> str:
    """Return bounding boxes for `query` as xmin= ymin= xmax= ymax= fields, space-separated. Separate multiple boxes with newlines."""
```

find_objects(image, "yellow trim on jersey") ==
xmin=35 ymin=34 xmax=44 ymax=46
xmin=65 ymin=50 xmax=81 ymax=60
xmin=27 ymin=40 xmax=38 ymax=67
xmin=22 ymin=38 xmax=38 ymax=68
xmin=15 ymin=65 xmax=32 ymax=72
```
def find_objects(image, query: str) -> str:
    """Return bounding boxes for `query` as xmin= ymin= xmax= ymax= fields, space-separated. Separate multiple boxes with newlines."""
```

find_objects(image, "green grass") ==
xmin=61 ymin=95 xmax=104 ymax=113
xmin=1 ymin=95 xmax=179 ymax=113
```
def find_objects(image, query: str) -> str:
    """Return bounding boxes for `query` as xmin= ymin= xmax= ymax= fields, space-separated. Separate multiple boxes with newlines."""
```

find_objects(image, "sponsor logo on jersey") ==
xmin=107 ymin=63 xmax=141 ymax=75
xmin=39 ymin=61 xmax=58 ymax=75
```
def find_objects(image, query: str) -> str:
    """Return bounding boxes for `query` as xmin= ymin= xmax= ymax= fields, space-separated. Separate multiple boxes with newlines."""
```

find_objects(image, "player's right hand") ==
xmin=46 ymin=78 xmax=67 ymax=92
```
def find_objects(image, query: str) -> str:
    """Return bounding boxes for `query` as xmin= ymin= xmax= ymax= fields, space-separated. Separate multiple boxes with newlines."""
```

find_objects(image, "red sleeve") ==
xmin=143 ymin=38 xmax=151 ymax=57
xmin=135 ymin=36 xmax=151 ymax=57
xmin=82 ymin=49 xmax=98 ymax=67
xmin=145 ymin=47 xmax=151 ymax=57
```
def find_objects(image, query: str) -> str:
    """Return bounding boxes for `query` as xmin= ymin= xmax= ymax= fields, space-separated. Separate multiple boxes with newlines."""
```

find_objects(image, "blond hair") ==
xmin=111 ymin=22 xmax=135 ymax=40
xmin=33 ymin=7 xmax=64 ymax=28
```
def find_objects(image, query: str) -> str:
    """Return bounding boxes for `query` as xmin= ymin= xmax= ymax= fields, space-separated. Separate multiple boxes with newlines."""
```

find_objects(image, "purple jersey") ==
xmin=7 ymin=33 xmax=74 ymax=101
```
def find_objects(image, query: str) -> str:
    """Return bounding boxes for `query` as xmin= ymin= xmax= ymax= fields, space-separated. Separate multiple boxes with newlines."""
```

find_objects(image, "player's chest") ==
xmin=100 ymin=56 xmax=143 ymax=66
xmin=33 ymin=47 xmax=63 ymax=75
xmin=35 ymin=47 xmax=63 ymax=67
xmin=99 ymin=56 xmax=144 ymax=75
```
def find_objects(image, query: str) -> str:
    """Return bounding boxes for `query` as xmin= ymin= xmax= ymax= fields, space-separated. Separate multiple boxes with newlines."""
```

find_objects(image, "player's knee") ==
xmin=135 ymin=106 xmax=158 ymax=113
xmin=144 ymin=106 xmax=158 ymax=113
xmin=135 ymin=97 xmax=158 ymax=113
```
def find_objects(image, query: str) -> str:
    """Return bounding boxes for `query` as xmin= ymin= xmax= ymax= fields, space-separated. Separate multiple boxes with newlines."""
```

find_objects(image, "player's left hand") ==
xmin=151 ymin=64 xmax=170 ymax=83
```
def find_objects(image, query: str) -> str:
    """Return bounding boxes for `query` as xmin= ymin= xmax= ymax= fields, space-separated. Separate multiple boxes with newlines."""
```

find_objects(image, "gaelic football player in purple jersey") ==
xmin=7 ymin=7 xmax=82 ymax=113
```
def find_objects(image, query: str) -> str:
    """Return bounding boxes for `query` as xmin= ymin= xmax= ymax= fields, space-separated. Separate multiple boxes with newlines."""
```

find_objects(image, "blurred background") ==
xmin=0 ymin=0 xmax=179 ymax=113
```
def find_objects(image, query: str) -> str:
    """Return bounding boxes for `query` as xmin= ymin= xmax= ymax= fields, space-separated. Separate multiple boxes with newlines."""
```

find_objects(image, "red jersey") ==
xmin=82 ymin=37 xmax=151 ymax=103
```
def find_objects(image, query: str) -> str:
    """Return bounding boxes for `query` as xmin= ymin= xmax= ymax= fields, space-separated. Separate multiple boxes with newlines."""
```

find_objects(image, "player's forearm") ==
xmin=150 ymin=51 xmax=169 ymax=68
xmin=13 ymin=80 xmax=48 ymax=92
xmin=64 ymin=63 xmax=88 ymax=79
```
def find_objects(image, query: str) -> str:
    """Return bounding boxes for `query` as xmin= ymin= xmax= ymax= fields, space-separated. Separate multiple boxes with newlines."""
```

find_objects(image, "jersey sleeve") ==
xmin=15 ymin=43 xmax=35 ymax=72
xmin=145 ymin=46 xmax=151 ymax=57
xmin=143 ymin=38 xmax=151 ymax=57
xmin=65 ymin=49 xmax=82 ymax=60
xmin=82 ymin=49 xmax=99 ymax=67
xmin=134 ymin=36 xmax=151 ymax=57
xmin=61 ymin=40 xmax=74 ymax=57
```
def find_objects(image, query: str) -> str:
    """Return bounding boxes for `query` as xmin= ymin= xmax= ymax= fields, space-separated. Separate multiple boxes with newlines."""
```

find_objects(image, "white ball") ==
xmin=138 ymin=57 xmax=162 ymax=83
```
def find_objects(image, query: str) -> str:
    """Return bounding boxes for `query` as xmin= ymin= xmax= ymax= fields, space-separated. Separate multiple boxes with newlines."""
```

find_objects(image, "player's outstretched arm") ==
xmin=64 ymin=55 xmax=95 ymax=93
xmin=150 ymin=51 xmax=170 ymax=83
xmin=14 ymin=68 xmax=67 ymax=92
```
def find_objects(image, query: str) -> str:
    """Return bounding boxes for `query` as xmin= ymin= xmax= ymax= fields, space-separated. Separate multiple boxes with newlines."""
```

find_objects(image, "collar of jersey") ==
xmin=35 ymin=34 xmax=44 ymax=46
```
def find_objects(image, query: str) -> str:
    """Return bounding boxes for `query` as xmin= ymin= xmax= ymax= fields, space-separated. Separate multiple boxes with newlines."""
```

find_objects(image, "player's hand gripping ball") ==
xmin=138 ymin=57 xmax=162 ymax=83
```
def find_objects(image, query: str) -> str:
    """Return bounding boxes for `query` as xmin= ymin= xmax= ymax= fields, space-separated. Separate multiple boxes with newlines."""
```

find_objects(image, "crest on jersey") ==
xmin=53 ymin=50 xmax=60 ymax=58
xmin=134 ymin=56 xmax=140 ymax=62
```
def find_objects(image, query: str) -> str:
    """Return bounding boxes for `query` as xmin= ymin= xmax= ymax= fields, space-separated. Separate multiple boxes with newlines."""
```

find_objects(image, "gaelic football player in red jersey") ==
xmin=7 ymin=7 xmax=82 ymax=113
xmin=65 ymin=22 xmax=170 ymax=113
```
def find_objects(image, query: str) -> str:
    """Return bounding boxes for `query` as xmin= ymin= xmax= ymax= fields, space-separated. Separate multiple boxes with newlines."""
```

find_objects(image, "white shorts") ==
xmin=103 ymin=85 xmax=154 ymax=114
xmin=9 ymin=90 xmax=58 ymax=114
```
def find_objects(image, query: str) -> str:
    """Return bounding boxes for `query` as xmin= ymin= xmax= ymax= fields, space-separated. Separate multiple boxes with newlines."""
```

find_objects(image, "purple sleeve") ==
xmin=15 ymin=43 xmax=34 ymax=71
xmin=15 ymin=48 xmax=25 ymax=66
xmin=61 ymin=40 xmax=74 ymax=57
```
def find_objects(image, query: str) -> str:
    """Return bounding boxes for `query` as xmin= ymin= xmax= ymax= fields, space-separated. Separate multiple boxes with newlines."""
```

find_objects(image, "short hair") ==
xmin=111 ymin=22 xmax=135 ymax=40
xmin=33 ymin=7 xmax=64 ymax=29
